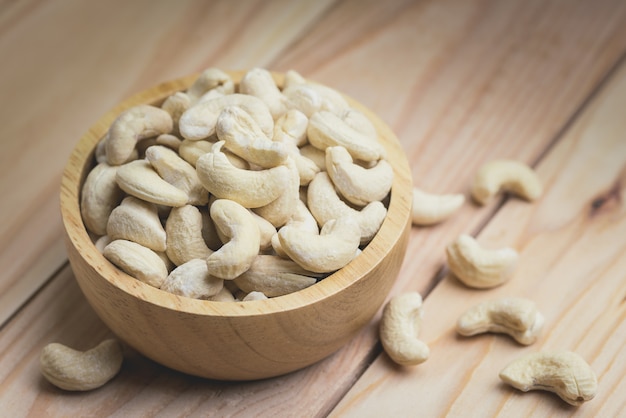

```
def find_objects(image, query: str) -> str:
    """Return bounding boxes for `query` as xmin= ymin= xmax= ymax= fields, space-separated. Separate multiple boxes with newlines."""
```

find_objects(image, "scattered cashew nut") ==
xmin=411 ymin=188 xmax=465 ymax=226
xmin=471 ymin=159 xmax=543 ymax=205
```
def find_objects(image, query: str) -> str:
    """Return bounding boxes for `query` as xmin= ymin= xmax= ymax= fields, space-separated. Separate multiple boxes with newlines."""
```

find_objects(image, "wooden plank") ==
xmin=330 ymin=57 xmax=626 ymax=418
xmin=0 ymin=0 xmax=336 ymax=326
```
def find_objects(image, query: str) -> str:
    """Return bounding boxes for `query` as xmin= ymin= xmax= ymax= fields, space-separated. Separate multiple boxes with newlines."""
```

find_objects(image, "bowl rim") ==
xmin=60 ymin=70 xmax=413 ymax=318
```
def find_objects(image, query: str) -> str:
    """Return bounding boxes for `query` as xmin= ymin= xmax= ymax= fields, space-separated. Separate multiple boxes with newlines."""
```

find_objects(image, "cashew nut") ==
xmin=165 ymin=205 xmax=214 ymax=266
xmin=40 ymin=339 xmax=123 ymax=391
xmin=179 ymin=93 xmax=273 ymax=140
xmin=380 ymin=292 xmax=429 ymax=366
xmin=195 ymin=141 xmax=289 ymax=208
xmin=271 ymin=199 xmax=318 ymax=257
xmin=273 ymin=108 xmax=308 ymax=147
xmin=283 ymin=69 xmax=306 ymax=89
xmin=105 ymin=105 xmax=173 ymax=165
xmin=206 ymin=286 xmax=236 ymax=302
xmin=242 ymin=291 xmax=268 ymax=301
xmin=160 ymin=258 xmax=224 ymax=299
xmin=186 ymin=67 xmax=234 ymax=101
xmin=80 ymin=162 xmax=124 ymax=235
xmin=115 ymin=159 xmax=188 ymax=207
xmin=155 ymin=133 xmax=182 ymax=151
xmin=499 ymin=351 xmax=598 ymax=406
xmin=103 ymin=239 xmax=169 ymax=287
xmin=145 ymin=145 xmax=208 ymax=205
xmin=411 ymin=188 xmax=465 ymax=226
xmin=456 ymin=297 xmax=544 ymax=345
xmin=239 ymin=67 xmax=287 ymax=118
xmin=446 ymin=234 xmax=519 ymax=289
xmin=233 ymin=255 xmax=322 ymax=297
xmin=325 ymin=146 xmax=393 ymax=206
xmin=106 ymin=196 xmax=167 ymax=252
xmin=206 ymin=199 xmax=261 ymax=279
xmin=471 ymin=159 xmax=543 ymax=205
xmin=253 ymin=157 xmax=300 ymax=227
xmin=278 ymin=215 xmax=361 ymax=273
xmin=161 ymin=92 xmax=191 ymax=135
xmin=341 ymin=108 xmax=379 ymax=142
xmin=216 ymin=105 xmax=288 ymax=168
xmin=299 ymin=144 xmax=326 ymax=171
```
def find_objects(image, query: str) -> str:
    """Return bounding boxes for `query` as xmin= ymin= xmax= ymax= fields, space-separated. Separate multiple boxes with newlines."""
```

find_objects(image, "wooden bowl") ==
xmin=59 ymin=71 xmax=413 ymax=381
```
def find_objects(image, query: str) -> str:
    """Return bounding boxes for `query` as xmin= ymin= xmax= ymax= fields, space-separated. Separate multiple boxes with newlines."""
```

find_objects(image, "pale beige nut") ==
xmin=94 ymin=235 xmax=112 ymax=253
xmin=115 ymin=159 xmax=188 ymax=207
xmin=283 ymin=83 xmax=349 ymax=117
xmin=411 ymin=188 xmax=465 ymax=226
xmin=80 ymin=162 xmax=125 ymax=235
xmin=249 ymin=210 xmax=277 ymax=251
xmin=380 ymin=292 xmax=429 ymax=366
xmin=105 ymin=105 xmax=173 ymax=165
xmin=186 ymin=67 xmax=234 ymax=101
xmin=307 ymin=172 xmax=387 ymax=244
xmin=341 ymin=108 xmax=379 ymax=142
xmin=106 ymin=196 xmax=167 ymax=252
xmin=446 ymin=234 xmax=519 ymax=289
xmin=272 ymin=108 xmax=308 ymax=147
xmin=160 ymin=258 xmax=224 ymax=299
xmin=239 ymin=67 xmax=287 ymax=118
xmin=499 ymin=351 xmax=598 ymax=406
xmin=155 ymin=133 xmax=182 ymax=151
xmin=206 ymin=199 xmax=261 ymax=280
xmin=278 ymin=216 xmax=361 ymax=273
xmin=178 ymin=139 xmax=213 ymax=167
xmin=325 ymin=146 xmax=393 ymax=206
xmin=206 ymin=286 xmax=236 ymax=302
xmin=165 ymin=205 xmax=214 ymax=266
xmin=40 ymin=339 xmax=123 ymax=392
xmin=307 ymin=111 xmax=385 ymax=162
xmin=145 ymin=145 xmax=208 ymax=205
xmin=271 ymin=199 xmax=318 ymax=257
xmin=103 ymin=239 xmax=168 ymax=287
xmin=283 ymin=69 xmax=307 ymax=89
xmin=299 ymin=144 xmax=326 ymax=171
xmin=161 ymin=92 xmax=191 ymax=135
xmin=179 ymin=93 xmax=273 ymax=140
xmin=196 ymin=141 xmax=289 ymax=208
xmin=242 ymin=291 xmax=268 ymax=301
xmin=216 ymin=106 xmax=288 ymax=168
xmin=253 ymin=157 xmax=300 ymax=227
xmin=456 ymin=297 xmax=544 ymax=345
xmin=471 ymin=159 xmax=543 ymax=205
xmin=233 ymin=255 xmax=322 ymax=297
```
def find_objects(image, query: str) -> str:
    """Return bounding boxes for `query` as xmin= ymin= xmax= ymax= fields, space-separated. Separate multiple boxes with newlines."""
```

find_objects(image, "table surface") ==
xmin=1 ymin=0 xmax=626 ymax=416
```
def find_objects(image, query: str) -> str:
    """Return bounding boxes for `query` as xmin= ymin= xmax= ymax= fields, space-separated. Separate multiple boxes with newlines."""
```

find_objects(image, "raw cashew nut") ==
xmin=446 ymin=234 xmax=519 ymax=289
xmin=196 ymin=141 xmax=289 ymax=208
xmin=239 ymin=67 xmax=287 ymax=118
xmin=115 ymin=159 xmax=188 ymax=207
xmin=283 ymin=83 xmax=349 ymax=116
xmin=103 ymin=239 xmax=168 ymax=288
xmin=206 ymin=286 xmax=236 ymax=302
xmin=499 ymin=351 xmax=598 ymax=406
xmin=273 ymin=108 xmax=308 ymax=147
xmin=253 ymin=157 xmax=300 ymax=227
xmin=206 ymin=199 xmax=261 ymax=279
xmin=271 ymin=199 xmax=318 ymax=257
xmin=233 ymin=255 xmax=322 ymax=297
xmin=161 ymin=92 xmax=191 ymax=135
xmin=325 ymin=146 xmax=393 ymax=206
xmin=242 ymin=291 xmax=268 ymax=301
xmin=179 ymin=93 xmax=273 ymax=140
xmin=380 ymin=292 xmax=429 ymax=366
xmin=411 ymin=188 xmax=465 ymax=226
xmin=80 ymin=163 xmax=124 ymax=235
xmin=456 ymin=297 xmax=544 ymax=345
xmin=106 ymin=196 xmax=167 ymax=252
xmin=160 ymin=258 xmax=223 ymax=299
xmin=471 ymin=159 xmax=543 ymax=205
xmin=155 ymin=133 xmax=182 ymax=151
xmin=105 ymin=105 xmax=173 ymax=165
xmin=283 ymin=69 xmax=307 ymax=89
xmin=278 ymin=216 xmax=360 ymax=273
xmin=165 ymin=205 xmax=214 ymax=266
xmin=186 ymin=67 xmax=234 ymax=101
xmin=216 ymin=106 xmax=288 ymax=168
xmin=40 ymin=339 xmax=123 ymax=391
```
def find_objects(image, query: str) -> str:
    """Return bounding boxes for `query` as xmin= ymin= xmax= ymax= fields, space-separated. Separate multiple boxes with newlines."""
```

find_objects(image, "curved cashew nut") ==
xmin=233 ymin=255 xmax=322 ymax=297
xmin=271 ymin=199 xmax=318 ymax=257
xmin=456 ymin=297 xmax=544 ymax=345
xmin=165 ymin=205 xmax=214 ymax=266
xmin=206 ymin=199 xmax=261 ymax=279
xmin=103 ymin=239 xmax=169 ymax=288
xmin=239 ymin=67 xmax=287 ymax=118
xmin=283 ymin=69 xmax=307 ymax=89
xmin=411 ymin=188 xmax=465 ymax=226
xmin=186 ymin=67 xmax=234 ymax=101
xmin=80 ymin=162 xmax=125 ymax=235
xmin=307 ymin=111 xmax=385 ymax=162
xmin=253 ymin=157 xmax=300 ymax=227
xmin=380 ymin=292 xmax=429 ymax=366
xmin=105 ymin=105 xmax=173 ymax=165
xmin=499 ymin=351 xmax=598 ymax=406
xmin=273 ymin=108 xmax=308 ymax=147
xmin=196 ymin=141 xmax=289 ymax=208
xmin=106 ymin=196 xmax=167 ymax=252
xmin=341 ymin=108 xmax=379 ymax=142
xmin=299 ymin=144 xmax=326 ymax=171
xmin=40 ymin=339 xmax=123 ymax=391
xmin=446 ymin=234 xmax=519 ymax=289
xmin=307 ymin=172 xmax=387 ymax=244
xmin=161 ymin=92 xmax=191 ymax=135
xmin=278 ymin=216 xmax=361 ymax=273
xmin=216 ymin=106 xmax=288 ymax=168
xmin=155 ymin=133 xmax=182 ymax=151
xmin=242 ymin=291 xmax=268 ymax=301
xmin=161 ymin=258 xmax=223 ymax=299
xmin=471 ymin=159 xmax=543 ymax=205
xmin=326 ymin=146 xmax=393 ymax=206
xmin=115 ymin=160 xmax=188 ymax=207
xmin=206 ymin=286 xmax=236 ymax=302
xmin=179 ymin=93 xmax=273 ymax=140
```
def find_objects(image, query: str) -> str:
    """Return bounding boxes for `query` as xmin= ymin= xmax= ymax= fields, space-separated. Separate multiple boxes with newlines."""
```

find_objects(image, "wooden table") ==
xmin=1 ymin=0 xmax=625 ymax=416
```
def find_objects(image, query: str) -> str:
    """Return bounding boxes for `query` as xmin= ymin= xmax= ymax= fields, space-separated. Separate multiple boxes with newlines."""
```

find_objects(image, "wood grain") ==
xmin=331 ymin=56 xmax=626 ymax=418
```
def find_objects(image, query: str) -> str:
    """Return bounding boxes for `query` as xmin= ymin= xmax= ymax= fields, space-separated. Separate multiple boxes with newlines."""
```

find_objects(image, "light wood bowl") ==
xmin=60 ymin=71 xmax=413 ymax=381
